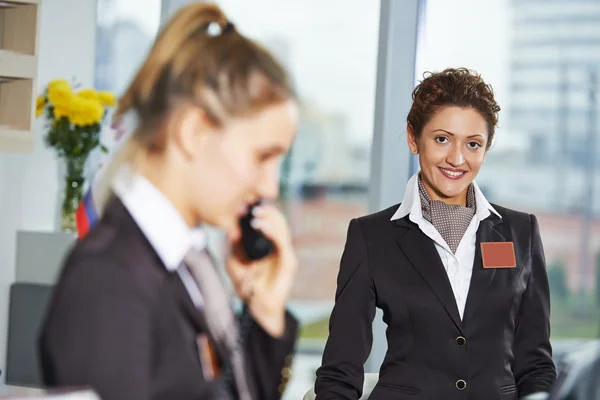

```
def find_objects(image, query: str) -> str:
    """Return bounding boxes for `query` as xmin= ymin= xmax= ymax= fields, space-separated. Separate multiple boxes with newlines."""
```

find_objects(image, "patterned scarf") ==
xmin=418 ymin=176 xmax=476 ymax=253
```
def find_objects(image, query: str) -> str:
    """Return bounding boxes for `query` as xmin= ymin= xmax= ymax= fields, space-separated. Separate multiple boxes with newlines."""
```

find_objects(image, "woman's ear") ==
xmin=170 ymin=106 xmax=217 ymax=159
xmin=407 ymin=124 xmax=419 ymax=155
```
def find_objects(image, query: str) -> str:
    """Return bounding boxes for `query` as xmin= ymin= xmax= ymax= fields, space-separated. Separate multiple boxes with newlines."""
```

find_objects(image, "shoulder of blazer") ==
xmin=486 ymin=203 xmax=539 ymax=255
xmin=353 ymin=203 xmax=402 ymax=235
xmin=59 ymin=198 xmax=166 ymax=293
xmin=356 ymin=203 xmax=401 ymax=225
xmin=72 ymin=199 xmax=146 ymax=259
xmin=489 ymin=202 xmax=533 ymax=230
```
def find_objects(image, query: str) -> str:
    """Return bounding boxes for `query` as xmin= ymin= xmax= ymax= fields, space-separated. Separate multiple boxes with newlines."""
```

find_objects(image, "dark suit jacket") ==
xmin=315 ymin=203 xmax=556 ymax=400
xmin=38 ymin=198 xmax=298 ymax=400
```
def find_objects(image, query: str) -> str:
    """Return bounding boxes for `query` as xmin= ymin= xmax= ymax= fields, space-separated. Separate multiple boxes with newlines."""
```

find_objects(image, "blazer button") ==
xmin=456 ymin=336 xmax=466 ymax=347
xmin=455 ymin=379 xmax=467 ymax=390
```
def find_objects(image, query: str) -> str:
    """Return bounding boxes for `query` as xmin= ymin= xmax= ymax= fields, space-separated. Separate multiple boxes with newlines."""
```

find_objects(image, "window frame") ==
xmin=365 ymin=0 xmax=423 ymax=371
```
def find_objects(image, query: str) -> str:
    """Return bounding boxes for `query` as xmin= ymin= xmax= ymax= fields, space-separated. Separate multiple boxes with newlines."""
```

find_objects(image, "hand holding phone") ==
xmin=238 ymin=201 xmax=274 ymax=261
xmin=227 ymin=201 xmax=297 ymax=337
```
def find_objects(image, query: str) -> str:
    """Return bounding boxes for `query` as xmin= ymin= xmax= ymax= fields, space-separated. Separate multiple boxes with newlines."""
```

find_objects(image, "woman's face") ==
xmin=188 ymin=100 xmax=298 ymax=235
xmin=408 ymin=106 xmax=489 ymax=205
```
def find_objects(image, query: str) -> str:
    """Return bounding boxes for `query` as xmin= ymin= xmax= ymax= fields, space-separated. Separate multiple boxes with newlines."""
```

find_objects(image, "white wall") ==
xmin=0 ymin=0 xmax=97 ymax=379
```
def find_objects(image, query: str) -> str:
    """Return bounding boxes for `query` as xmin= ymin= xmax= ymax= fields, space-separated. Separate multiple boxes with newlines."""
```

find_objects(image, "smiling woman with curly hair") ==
xmin=314 ymin=68 xmax=556 ymax=400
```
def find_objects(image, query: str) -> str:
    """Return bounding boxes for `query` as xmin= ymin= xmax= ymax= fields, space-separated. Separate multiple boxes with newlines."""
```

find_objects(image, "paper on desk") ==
xmin=0 ymin=388 xmax=100 ymax=400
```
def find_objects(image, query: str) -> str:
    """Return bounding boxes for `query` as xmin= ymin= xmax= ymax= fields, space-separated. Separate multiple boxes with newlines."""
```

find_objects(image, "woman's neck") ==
xmin=135 ymin=151 xmax=198 ymax=227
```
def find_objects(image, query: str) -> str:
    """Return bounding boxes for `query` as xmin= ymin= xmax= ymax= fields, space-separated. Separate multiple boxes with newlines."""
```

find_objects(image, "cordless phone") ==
xmin=239 ymin=201 xmax=274 ymax=261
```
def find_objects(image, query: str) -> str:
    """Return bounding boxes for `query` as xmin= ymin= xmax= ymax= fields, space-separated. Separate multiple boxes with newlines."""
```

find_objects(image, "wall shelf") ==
xmin=0 ymin=0 xmax=40 ymax=153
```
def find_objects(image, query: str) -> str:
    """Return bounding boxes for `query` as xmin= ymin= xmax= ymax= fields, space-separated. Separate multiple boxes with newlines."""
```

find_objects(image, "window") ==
xmin=95 ymin=0 xmax=161 ymax=95
xmin=94 ymin=0 xmax=162 ymax=150
xmin=417 ymin=0 xmax=600 ymax=362
xmin=214 ymin=0 xmax=380 ymax=397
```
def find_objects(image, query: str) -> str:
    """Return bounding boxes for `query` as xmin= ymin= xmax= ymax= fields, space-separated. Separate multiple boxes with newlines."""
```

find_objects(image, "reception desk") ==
xmin=0 ymin=384 xmax=99 ymax=399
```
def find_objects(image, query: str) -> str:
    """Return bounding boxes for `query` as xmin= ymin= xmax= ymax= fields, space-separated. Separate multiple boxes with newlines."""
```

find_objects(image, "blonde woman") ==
xmin=39 ymin=4 xmax=299 ymax=400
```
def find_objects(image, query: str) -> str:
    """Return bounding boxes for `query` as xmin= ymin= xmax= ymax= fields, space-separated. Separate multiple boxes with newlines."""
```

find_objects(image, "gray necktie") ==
xmin=183 ymin=248 xmax=253 ymax=400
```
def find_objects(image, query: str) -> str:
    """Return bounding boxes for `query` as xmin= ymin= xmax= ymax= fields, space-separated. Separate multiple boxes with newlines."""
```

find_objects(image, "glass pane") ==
xmin=215 ymin=0 xmax=380 ymax=398
xmin=94 ymin=0 xmax=162 ymax=161
xmin=418 ymin=0 xmax=600 ymax=372
xmin=95 ymin=0 xmax=162 ymax=95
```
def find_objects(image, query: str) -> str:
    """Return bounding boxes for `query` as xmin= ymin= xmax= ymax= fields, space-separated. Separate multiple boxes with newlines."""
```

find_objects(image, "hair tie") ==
xmin=206 ymin=20 xmax=234 ymax=37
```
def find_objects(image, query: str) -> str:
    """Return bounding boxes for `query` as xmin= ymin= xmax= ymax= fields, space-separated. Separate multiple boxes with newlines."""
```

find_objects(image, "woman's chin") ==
xmin=219 ymin=217 xmax=241 ymax=242
xmin=434 ymin=188 xmax=468 ymax=204
xmin=432 ymin=181 xmax=467 ymax=198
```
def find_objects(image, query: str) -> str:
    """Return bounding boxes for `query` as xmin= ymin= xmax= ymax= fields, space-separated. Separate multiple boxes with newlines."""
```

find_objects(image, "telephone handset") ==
xmin=238 ymin=201 xmax=274 ymax=261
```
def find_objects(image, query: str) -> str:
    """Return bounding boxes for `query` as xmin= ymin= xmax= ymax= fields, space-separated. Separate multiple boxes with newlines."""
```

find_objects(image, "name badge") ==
xmin=481 ymin=242 xmax=517 ymax=269
xmin=196 ymin=334 xmax=220 ymax=380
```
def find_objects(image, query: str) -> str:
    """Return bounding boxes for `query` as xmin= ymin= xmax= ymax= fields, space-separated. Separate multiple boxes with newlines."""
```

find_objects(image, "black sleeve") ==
xmin=39 ymin=256 xmax=153 ymax=400
xmin=513 ymin=214 xmax=557 ymax=396
xmin=315 ymin=218 xmax=376 ymax=399
xmin=245 ymin=308 xmax=298 ymax=399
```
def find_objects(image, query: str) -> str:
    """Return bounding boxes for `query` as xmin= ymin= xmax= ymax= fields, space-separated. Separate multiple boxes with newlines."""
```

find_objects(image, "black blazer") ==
xmin=38 ymin=198 xmax=298 ymax=400
xmin=315 ymin=203 xmax=556 ymax=400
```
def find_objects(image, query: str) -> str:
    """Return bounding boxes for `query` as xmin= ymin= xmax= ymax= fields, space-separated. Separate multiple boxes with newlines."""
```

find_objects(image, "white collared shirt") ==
xmin=112 ymin=166 xmax=206 ymax=308
xmin=390 ymin=172 xmax=502 ymax=320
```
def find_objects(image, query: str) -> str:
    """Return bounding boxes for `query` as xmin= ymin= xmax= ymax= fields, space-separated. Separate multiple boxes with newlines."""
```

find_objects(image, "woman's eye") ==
xmin=435 ymin=136 xmax=449 ymax=144
xmin=258 ymin=151 xmax=284 ymax=164
xmin=257 ymin=151 xmax=276 ymax=163
xmin=467 ymin=142 xmax=482 ymax=149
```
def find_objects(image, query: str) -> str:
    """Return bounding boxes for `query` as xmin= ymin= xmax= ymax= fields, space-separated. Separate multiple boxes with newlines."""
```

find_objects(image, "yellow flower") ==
xmin=54 ymin=105 xmax=69 ymax=120
xmin=48 ymin=84 xmax=73 ymax=110
xmin=36 ymin=95 xmax=46 ymax=117
xmin=47 ymin=79 xmax=71 ymax=93
xmin=67 ymin=97 xmax=87 ymax=126
xmin=98 ymin=91 xmax=116 ymax=107
xmin=87 ymin=99 xmax=105 ymax=124
xmin=68 ymin=96 xmax=104 ymax=127
xmin=78 ymin=88 xmax=99 ymax=101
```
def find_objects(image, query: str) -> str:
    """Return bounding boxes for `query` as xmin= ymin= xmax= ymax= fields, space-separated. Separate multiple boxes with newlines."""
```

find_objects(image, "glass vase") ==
xmin=61 ymin=156 xmax=87 ymax=232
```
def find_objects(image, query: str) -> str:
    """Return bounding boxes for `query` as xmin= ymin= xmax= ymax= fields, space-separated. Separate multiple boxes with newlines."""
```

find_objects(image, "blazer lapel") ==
xmin=463 ymin=215 xmax=506 ymax=324
xmin=169 ymin=272 xmax=208 ymax=332
xmin=167 ymin=271 xmax=231 ymax=363
xmin=395 ymin=217 xmax=463 ymax=333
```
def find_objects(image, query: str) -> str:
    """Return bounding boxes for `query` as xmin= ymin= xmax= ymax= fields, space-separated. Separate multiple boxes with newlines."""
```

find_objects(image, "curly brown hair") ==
xmin=407 ymin=68 xmax=501 ymax=149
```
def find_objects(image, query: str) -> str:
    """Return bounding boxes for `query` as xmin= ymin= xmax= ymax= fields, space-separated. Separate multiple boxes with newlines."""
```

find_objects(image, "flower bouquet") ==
xmin=36 ymin=79 xmax=116 ymax=231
